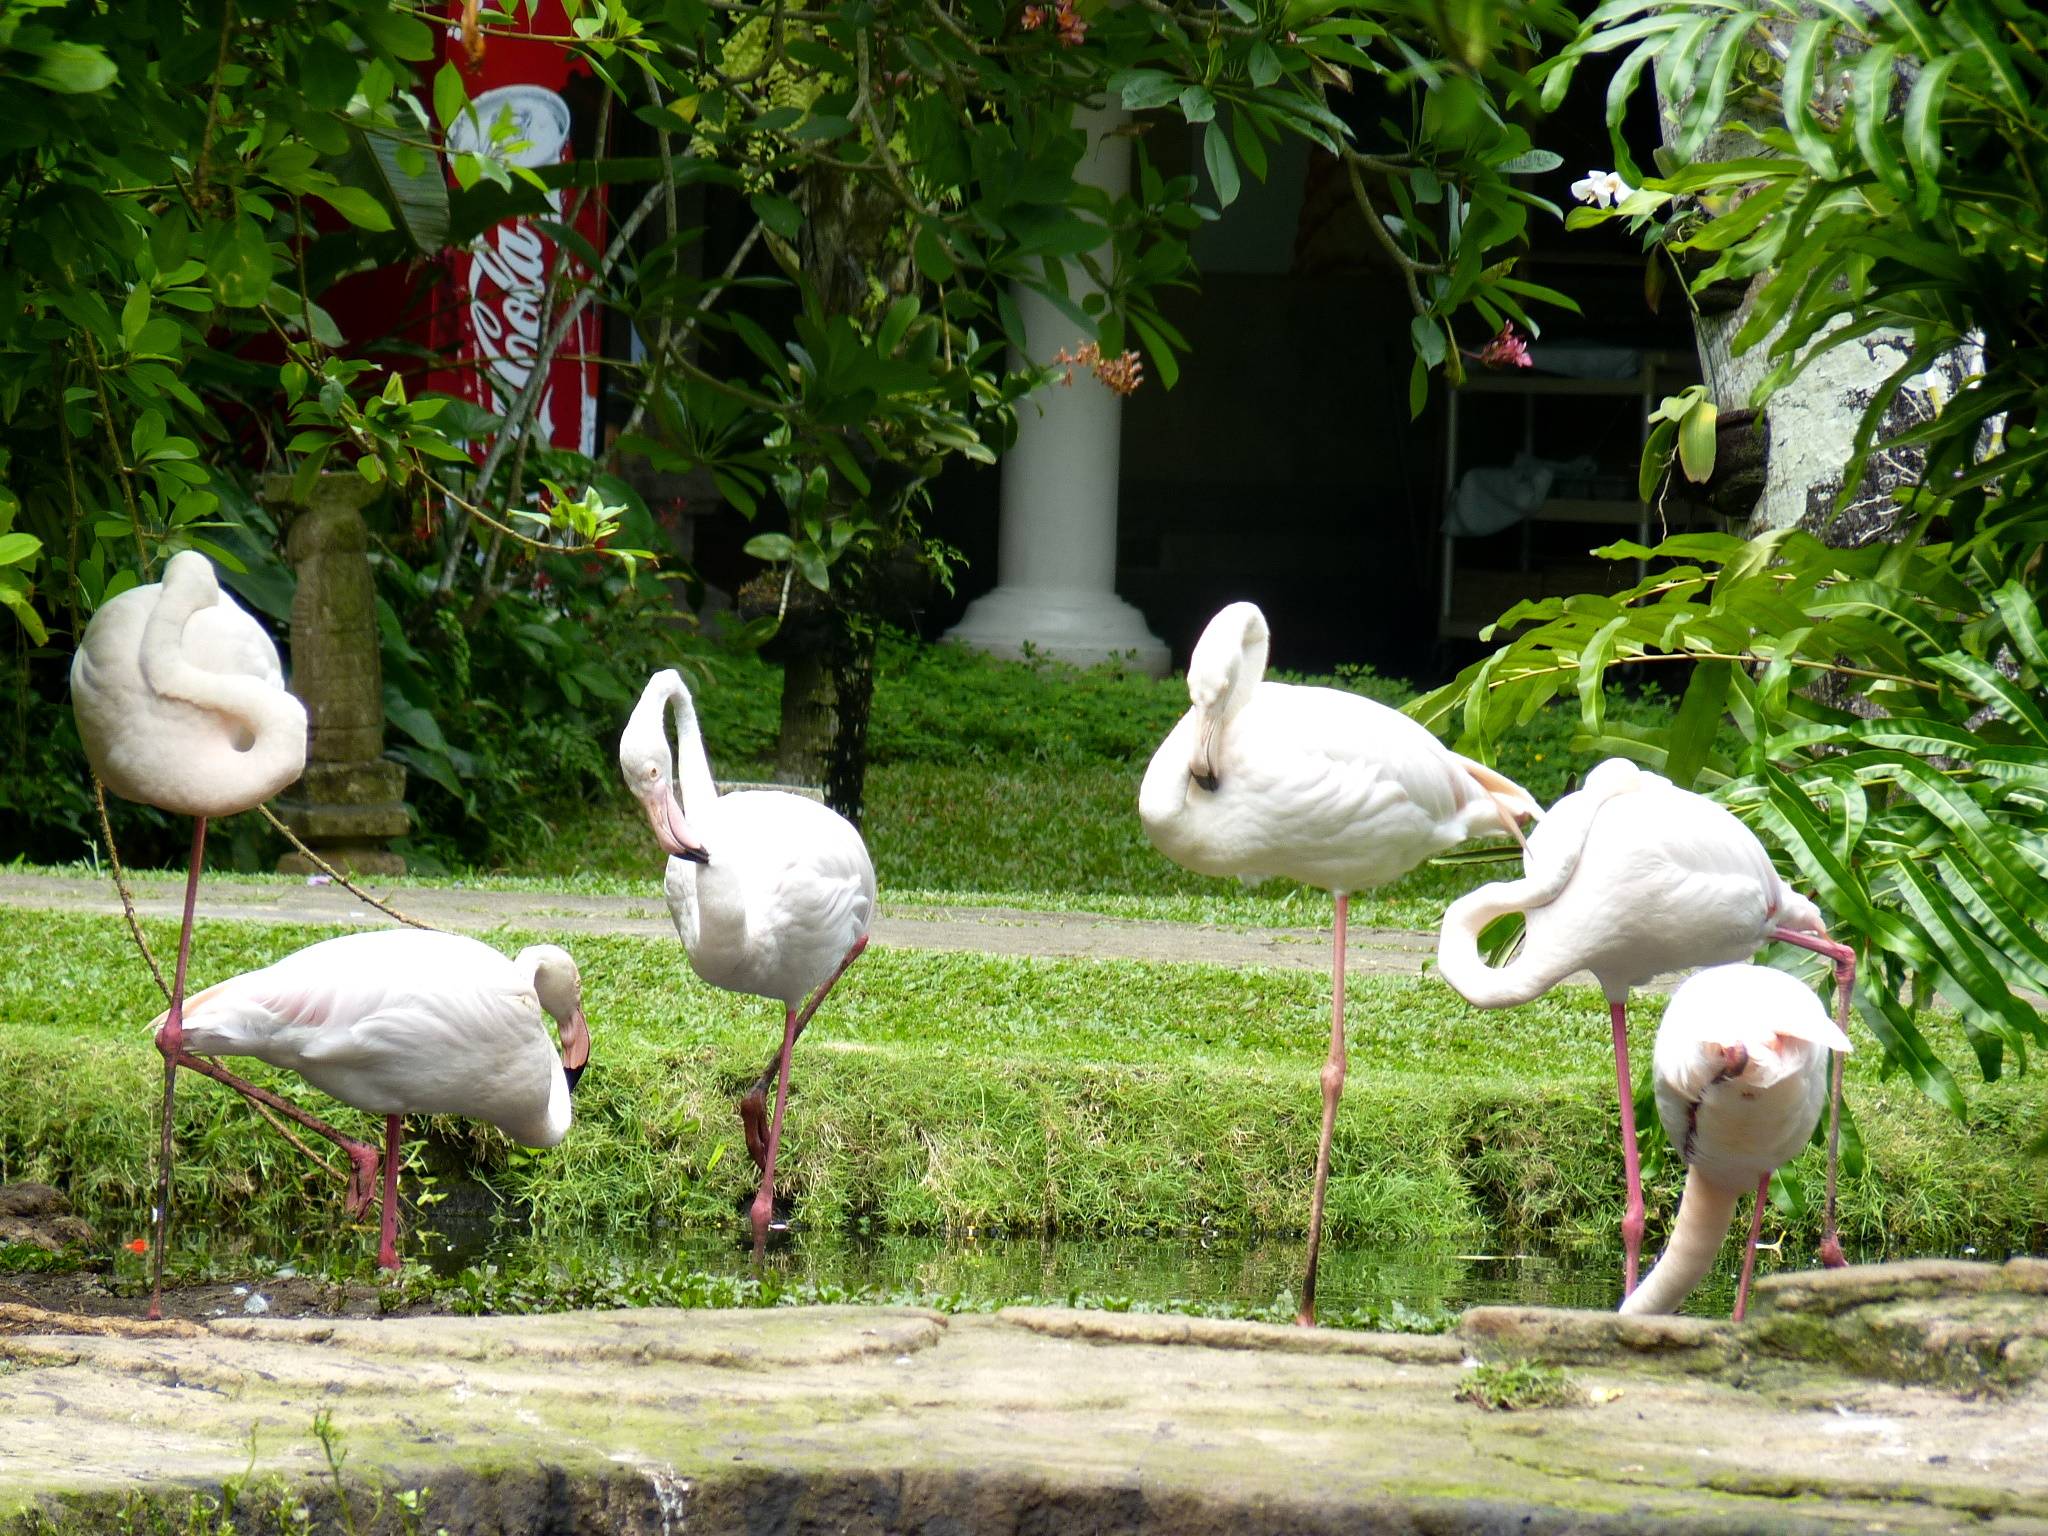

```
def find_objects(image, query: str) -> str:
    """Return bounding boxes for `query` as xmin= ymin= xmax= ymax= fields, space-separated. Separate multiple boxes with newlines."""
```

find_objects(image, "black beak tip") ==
xmin=682 ymin=846 xmax=710 ymax=865
xmin=1192 ymin=771 xmax=1220 ymax=794
xmin=564 ymin=1064 xmax=586 ymax=1095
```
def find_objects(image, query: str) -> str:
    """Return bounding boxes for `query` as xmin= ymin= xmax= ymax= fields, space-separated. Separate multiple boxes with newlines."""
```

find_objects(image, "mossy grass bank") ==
xmin=3 ymin=912 xmax=2042 ymax=1283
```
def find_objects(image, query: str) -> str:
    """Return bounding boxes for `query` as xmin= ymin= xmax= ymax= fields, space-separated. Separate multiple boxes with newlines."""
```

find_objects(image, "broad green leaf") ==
xmin=1780 ymin=20 xmax=1839 ymax=178
xmin=1676 ymin=398 xmax=1718 ymax=482
xmin=1203 ymin=120 xmax=1240 ymax=209
xmin=1903 ymin=52 xmax=1962 ymax=218
xmin=1857 ymin=982 xmax=1967 ymax=1120
xmin=29 ymin=41 xmax=117 ymax=94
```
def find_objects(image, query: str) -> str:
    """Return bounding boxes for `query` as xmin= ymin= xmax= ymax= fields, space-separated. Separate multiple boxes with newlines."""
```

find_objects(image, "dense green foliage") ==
xmin=1422 ymin=0 xmax=2048 ymax=1114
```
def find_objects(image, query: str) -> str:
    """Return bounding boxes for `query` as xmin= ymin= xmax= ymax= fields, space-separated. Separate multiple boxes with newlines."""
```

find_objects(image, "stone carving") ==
xmin=267 ymin=475 xmax=411 ymax=875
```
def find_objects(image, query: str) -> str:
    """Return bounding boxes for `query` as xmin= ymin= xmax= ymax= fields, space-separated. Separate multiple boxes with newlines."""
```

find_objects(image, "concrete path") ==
xmin=4 ymin=1261 xmax=2045 ymax=1533
xmin=0 ymin=871 xmax=1444 ymax=978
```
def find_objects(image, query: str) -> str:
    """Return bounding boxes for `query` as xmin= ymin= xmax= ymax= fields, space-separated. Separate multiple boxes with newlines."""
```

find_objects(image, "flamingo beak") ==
xmin=560 ymin=1007 xmax=590 ymax=1094
xmin=1710 ymin=1041 xmax=1750 ymax=1085
xmin=640 ymin=788 xmax=709 ymax=863
xmin=1189 ymin=713 xmax=1221 ymax=793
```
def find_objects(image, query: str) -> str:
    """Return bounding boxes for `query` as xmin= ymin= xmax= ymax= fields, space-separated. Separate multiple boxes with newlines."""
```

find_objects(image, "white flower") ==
xmin=1570 ymin=169 xmax=1635 ymax=208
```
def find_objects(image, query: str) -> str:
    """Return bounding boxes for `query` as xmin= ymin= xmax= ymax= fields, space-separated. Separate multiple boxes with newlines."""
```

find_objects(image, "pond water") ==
xmin=391 ymin=1218 xmax=1947 ymax=1322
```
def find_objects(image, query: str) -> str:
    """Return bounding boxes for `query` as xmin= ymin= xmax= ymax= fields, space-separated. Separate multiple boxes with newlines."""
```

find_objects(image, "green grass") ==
xmin=2 ymin=912 xmax=2042 ymax=1277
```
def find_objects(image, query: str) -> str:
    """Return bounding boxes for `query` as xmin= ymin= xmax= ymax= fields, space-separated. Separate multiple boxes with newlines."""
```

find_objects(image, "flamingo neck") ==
xmin=662 ymin=676 xmax=720 ymax=815
xmin=1619 ymin=1167 xmax=1743 ymax=1316
xmin=1434 ymin=887 xmax=1570 ymax=1010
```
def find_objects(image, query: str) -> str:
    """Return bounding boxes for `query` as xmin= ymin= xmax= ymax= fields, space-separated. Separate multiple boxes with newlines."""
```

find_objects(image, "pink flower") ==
xmin=1019 ymin=4 xmax=1047 ymax=27
xmin=1472 ymin=323 xmax=1532 ymax=370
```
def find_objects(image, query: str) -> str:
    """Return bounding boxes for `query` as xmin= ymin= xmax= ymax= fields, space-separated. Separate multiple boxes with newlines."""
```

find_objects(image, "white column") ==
xmin=946 ymin=103 xmax=1170 ymax=677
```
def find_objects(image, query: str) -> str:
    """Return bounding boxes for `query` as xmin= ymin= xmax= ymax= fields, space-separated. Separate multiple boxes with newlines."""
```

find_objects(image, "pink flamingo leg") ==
xmin=1611 ymin=998 xmax=1645 ymax=1296
xmin=746 ymin=935 xmax=870 ymax=1251
xmin=168 ymin=1051 xmax=381 ymax=1214
xmin=1732 ymin=1171 xmax=1770 ymax=1322
xmin=1772 ymin=927 xmax=1855 ymax=1268
xmin=1296 ymin=892 xmax=1349 ymax=1328
xmin=147 ymin=816 xmax=207 ymax=1322
xmin=377 ymin=1115 xmax=403 ymax=1272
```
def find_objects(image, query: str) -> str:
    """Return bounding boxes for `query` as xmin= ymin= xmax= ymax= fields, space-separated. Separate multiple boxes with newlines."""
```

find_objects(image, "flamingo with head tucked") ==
xmin=70 ymin=550 xmax=309 ymax=1316
xmin=1436 ymin=757 xmax=1857 ymax=1298
xmin=1620 ymin=964 xmax=1852 ymax=1321
xmin=155 ymin=929 xmax=590 ymax=1272
xmin=1139 ymin=601 xmax=1540 ymax=1325
xmin=619 ymin=668 xmax=876 ymax=1257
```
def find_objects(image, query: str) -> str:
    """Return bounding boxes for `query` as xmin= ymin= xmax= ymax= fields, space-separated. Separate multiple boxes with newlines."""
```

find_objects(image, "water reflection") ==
xmin=409 ymin=1220 xmax=1852 ymax=1320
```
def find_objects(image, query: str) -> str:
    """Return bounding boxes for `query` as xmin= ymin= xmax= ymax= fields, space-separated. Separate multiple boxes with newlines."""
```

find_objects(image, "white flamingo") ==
xmin=1620 ymin=964 xmax=1852 ymax=1320
xmin=156 ymin=930 xmax=589 ymax=1271
xmin=619 ymin=668 xmax=876 ymax=1255
xmin=69 ymin=550 xmax=308 ymax=1316
xmin=1436 ymin=757 xmax=1857 ymax=1297
xmin=1139 ymin=600 xmax=1540 ymax=1324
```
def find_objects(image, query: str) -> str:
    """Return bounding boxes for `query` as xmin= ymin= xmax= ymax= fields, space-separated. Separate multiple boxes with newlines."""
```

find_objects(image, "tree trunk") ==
xmin=1659 ymin=67 xmax=1975 ymax=548
xmin=772 ymin=619 xmax=876 ymax=828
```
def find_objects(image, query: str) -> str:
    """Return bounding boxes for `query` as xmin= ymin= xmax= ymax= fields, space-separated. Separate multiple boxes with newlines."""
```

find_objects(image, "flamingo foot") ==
xmin=739 ymin=1085 xmax=771 ymax=1173
xmin=344 ymin=1146 xmax=382 ymax=1220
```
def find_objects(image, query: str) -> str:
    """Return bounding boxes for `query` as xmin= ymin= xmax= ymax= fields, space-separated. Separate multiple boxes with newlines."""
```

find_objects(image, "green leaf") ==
xmin=357 ymin=8 xmax=437 ymax=61
xmin=315 ymin=184 xmax=395 ymax=233
xmin=1991 ymin=582 xmax=2048 ymax=670
xmin=1676 ymin=398 xmax=1718 ymax=482
xmin=1247 ymin=42 xmax=1283 ymax=88
xmin=1779 ymin=21 xmax=1839 ymax=179
xmin=1179 ymin=86 xmax=1216 ymax=125
xmin=1116 ymin=70 xmax=1182 ymax=111
xmin=1903 ymin=52 xmax=1961 ymax=218
xmin=1496 ymin=149 xmax=1564 ymax=175
xmin=1663 ymin=659 xmax=1731 ymax=790
xmin=351 ymin=128 xmax=451 ymax=254
xmin=28 ymin=41 xmax=117 ymax=94
xmin=433 ymin=63 xmax=469 ymax=132
xmin=750 ymin=193 xmax=804 ymax=243
xmin=1202 ymin=121 xmax=1240 ymax=209
xmin=1409 ymin=315 xmax=1446 ymax=369
xmin=1639 ymin=417 xmax=1678 ymax=501
xmin=0 ymin=533 xmax=42 ymax=568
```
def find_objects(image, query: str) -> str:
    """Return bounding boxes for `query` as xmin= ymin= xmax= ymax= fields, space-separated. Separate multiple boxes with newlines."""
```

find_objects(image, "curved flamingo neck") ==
xmin=662 ymin=675 xmax=720 ymax=815
xmin=1434 ymin=887 xmax=1570 ymax=1010
xmin=1620 ymin=1167 xmax=1743 ymax=1316
xmin=138 ymin=562 xmax=305 ymax=805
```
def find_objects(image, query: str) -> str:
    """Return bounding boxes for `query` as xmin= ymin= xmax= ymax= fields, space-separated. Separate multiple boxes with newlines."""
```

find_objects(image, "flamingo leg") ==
xmin=1611 ymin=998 xmax=1646 ymax=1297
xmin=740 ymin=934 xmax=871 ymax=1174
xmin=750 ymin=1004 xmax=805 ymax=1260
xmin=378 ymin=1116 xmax=403 ymax=1272
xmin=1296 ymin=892 xmax=1349 ymax=1328
xmin=147 ymin=816 xmax=207 ymax=1322
xmin=1733 ymin=1172 xmax=1770 ymax=1323
xmin=1772 ymin=927 xmax=1856 ymax=1268
xmin=166 ymin=1051 xmax=382 ymax=1215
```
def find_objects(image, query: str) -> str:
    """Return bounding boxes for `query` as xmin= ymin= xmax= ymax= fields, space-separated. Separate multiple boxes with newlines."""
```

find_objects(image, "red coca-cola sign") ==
xmin=428 ymin=1 xmax=607 ymax=459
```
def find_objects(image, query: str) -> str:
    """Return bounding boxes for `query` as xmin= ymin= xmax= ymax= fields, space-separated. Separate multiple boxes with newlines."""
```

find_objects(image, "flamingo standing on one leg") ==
xmin=154 ymin=930 xmax=590 ymax=1271
xmin=619 ymin=668 xmax=876 ymax=1258
xmin=1139 ymin=601 xmax=1540 ymax=1325
xmin=1435 ymin=757 xmax=1858 ymax=1298
xmin=1620 ymin=964 xmax=1853 ymax=1321
xmin=70 ymin=550 xmax=308 ymax=1317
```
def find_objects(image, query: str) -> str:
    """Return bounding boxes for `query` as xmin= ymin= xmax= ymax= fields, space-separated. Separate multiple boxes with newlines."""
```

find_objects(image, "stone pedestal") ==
xmin=265 ymin=474 xmax=411 ymax=876
xmin=946 ymin=103 xmax=1169 ymax=678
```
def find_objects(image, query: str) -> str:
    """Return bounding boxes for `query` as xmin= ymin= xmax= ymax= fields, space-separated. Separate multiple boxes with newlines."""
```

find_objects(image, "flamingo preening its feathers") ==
xmin=70 ymin=551 xmax=309 ymax=1317
xmin=1140 ymin=601 xmax=1540 ymax=1324
xmin=1620 ymin=964 xmax=1852 ymax=1320
xmin=620 ymin=668 xmax=876 ymax=1257
xmin=153 ymin=930 xmax=591 ymax=1271
xmin=1437 ymin=758 xmax=1857 ymax=1297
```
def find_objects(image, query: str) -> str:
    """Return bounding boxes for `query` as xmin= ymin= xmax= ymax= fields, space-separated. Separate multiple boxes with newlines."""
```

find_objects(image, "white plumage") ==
xmin=620 ymin=668 xmax=875 ymax=1251
xmin=1138 ymin=601 xmax=1539 ymax=1324
xmin=1622 ymin=964 xmax=1852 ymax=1319
xmin=1139 ymin=603 xmax=1538 ymax=890
xmin=163 ymin=930 xmax=586 ymax=1149
xmin=1436 ymin=756 xmax=1856 ymax=1296
xmin=70 ymin=549 xmax=310 ymax=1316
xmin=70 ymin=549 xmax=306 ymax=818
